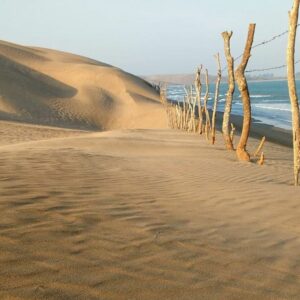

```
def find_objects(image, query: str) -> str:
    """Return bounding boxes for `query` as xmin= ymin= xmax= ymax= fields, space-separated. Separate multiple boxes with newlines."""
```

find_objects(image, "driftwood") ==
xmin=211 ymin=53 xmax=222 ymax=145
xmin=235 ymin=23 xmax=256 ymax=161
xmin=287 ymin=0 xmax=300 ymax=185
xmin=222 ymin=31 xmax=235 ymax=150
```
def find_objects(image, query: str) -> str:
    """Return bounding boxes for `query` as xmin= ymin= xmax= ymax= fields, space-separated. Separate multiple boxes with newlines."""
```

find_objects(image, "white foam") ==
xmin=251 ymin=95 xmax=272 ymax=98
xmin=253 ymin=103 xmax=291 ymax=112
xmin=238 ymin=94 xmax=272 ymax=98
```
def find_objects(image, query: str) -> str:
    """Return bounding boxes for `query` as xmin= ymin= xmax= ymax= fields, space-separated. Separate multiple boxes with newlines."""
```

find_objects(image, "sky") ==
xmin=0 ymin=0 xmax=298 ymax=76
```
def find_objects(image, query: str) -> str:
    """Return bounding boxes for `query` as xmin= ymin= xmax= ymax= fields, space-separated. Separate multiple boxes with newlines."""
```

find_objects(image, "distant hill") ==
xmin=143 ymin=73 xmax=221 ymax=85
xmin=144 ymin=72 xmax=287 ymax=86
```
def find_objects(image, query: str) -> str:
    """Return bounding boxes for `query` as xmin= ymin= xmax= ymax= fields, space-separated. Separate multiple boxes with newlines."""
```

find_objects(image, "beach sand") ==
xmin=1 ymin=39 xmax=299 ymax=299
xmin=0 ymin=120 xmax=299 ymax=299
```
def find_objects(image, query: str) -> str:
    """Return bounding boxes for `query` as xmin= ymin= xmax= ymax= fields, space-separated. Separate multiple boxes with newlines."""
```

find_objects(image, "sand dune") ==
xmin=1 ymin=40 xmax=299 ymax=299
xmin=0 ymin=40 xmax=167 ymax=130
xmin=0 ymin=120 xmax=299 ymax=299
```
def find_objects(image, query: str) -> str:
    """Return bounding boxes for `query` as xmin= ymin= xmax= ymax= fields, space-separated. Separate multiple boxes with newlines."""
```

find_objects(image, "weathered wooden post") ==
xmin=287 ymin=0 xmax=300 ymax=185
xmin=211 ymin=53 xmax=222 ymax=144
xmin=191 ymin=86 xmax=197 ymax=132
xmin=195 ymin=66 xmax=203 ymax=134
xmin=253 ymin=136 xmax=266 ymax=158
xmin=160 ymin=84 xmax=171 ymax=127
xmin=235 ymin=23 xmax=256 ymax=161
xmin=183 ymin=93 xmax=187 ymax=130
xmin=203 ymin=69 xmax=211 ymax=140
xmin=230 ymin=123 xmax=236 ymax=145
xmin=222 ymin=31 xmax=235 ymax=150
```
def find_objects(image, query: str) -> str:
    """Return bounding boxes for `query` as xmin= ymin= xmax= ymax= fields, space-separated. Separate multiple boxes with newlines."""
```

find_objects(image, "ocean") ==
xmin=167 ymin=80 xmax=300 ymax=130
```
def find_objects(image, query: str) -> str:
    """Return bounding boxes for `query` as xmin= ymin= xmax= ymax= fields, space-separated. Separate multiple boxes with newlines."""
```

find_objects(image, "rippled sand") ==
xmin=0 ymin=121 xmax=299 ymax=299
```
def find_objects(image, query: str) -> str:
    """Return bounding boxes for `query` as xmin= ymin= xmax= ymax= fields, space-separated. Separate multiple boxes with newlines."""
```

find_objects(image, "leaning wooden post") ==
xmin=195 ymin=66 xmax=203 ymax=134
xmin=222 ymin=31 xmax=235 ymax=150
xmin=287 ymin=0 xmax=300 ymax=185
xmin=253 ymin=136 xmax=266 ymax=158
xmin=235 ymin=23 xmax=256 ymax=161
xmin=258 ymin=152 xmax=265 ymax=166
xmin=211 ymin=53 xmax=222 ymax=145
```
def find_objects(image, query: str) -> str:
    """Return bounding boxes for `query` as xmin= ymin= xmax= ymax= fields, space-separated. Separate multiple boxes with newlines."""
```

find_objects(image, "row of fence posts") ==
xmin=159 ymin=0 xmax=300 ymax=186
xmin=160 ymin=25 xmax=269 ymax=173
xmin=160 ymin=0 xmax=300 ymax=186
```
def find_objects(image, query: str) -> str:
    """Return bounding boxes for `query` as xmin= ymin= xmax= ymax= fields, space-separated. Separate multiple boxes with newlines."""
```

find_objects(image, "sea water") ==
xmin=167 ymin=80 xmax=300 ymax=130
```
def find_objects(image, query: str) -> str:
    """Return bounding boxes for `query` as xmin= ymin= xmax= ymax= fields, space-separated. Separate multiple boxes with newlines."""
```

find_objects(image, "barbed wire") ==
xmin=245 ymin=59 xmax=300 ymax=73
xmin=152 ymin=25 xmax=300 ymax=86
xmin=251 ymin=29 xmax=289 ymax=50
xmin=222 ymin=24 xmax=300 ymax=72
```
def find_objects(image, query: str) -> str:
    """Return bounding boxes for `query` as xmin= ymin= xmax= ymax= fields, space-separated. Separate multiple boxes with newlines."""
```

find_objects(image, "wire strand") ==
xmin=245 ymin=59 xmax=300 ymax=73
xmin=222 ymin=24 xmax=300 ymax=72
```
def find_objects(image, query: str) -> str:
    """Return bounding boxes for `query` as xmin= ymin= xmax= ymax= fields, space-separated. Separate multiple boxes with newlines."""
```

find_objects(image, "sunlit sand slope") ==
xmin=0 ymin=40 xmax=167 ymax=130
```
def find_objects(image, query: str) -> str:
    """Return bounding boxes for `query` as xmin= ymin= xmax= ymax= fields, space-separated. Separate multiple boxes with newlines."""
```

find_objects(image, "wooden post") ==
xmin=222 ymin=31 xmax=235 ymax=150
xmin=183 ymin=95 xmax=187 ymax=130
xmin=287 ymin=0 xmax=300 ymax=185
xmin=191 ymin=87 xmax=197 ymax=132
xmin=195 ymin=66 xmax=203 ymax=134
xmin=203 ymin=69 xmax=211 ymax=140
xmin=176 ymin=101 xmax=182 ymax=129
xmin=180 ymin=102 xmax=184 ymax=130
xmin=211 ymin=53 xmax=222 ymax=144
xmin=258 ymin=152 xmax=265 ymax=166
xmin=253 ymin=136 xmax=266 ymax=158
xmin=230 ymin=123 xmax=236 ymax=146
xmin=235 ymin=23 xmax=256 ymax=161
xmin=184 ymin=87 xmax=193 ymax=131
xmin=160 ymin=85 xmax=172 ymax=128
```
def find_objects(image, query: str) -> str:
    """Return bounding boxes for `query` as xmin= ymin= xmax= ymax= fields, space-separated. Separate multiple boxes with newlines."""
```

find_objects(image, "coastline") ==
xmin=168 ymin=99 xmax=293 ymax=148
xmin=218 ymin=112 xmax=293 ymax=148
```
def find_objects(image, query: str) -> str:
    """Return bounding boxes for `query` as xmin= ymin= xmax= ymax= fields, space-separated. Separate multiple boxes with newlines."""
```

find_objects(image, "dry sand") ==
xmin=0 ymin=40 xmax=167 ymax=130
xmin=0 ymin=119 xmax=300 ymax=299
xmin=1 ymin=40 xmax=300 ymax=299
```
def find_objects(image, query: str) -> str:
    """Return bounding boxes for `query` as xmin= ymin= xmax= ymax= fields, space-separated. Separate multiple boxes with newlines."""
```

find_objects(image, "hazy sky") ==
xmin=0 ymin=0 xmax=298 ymax=76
